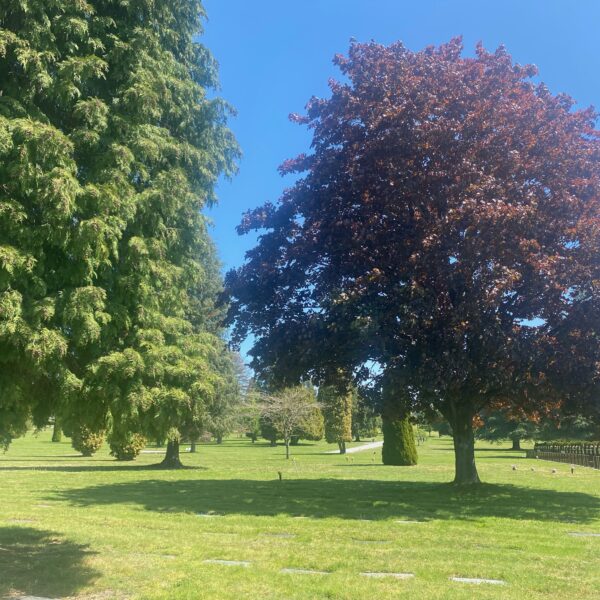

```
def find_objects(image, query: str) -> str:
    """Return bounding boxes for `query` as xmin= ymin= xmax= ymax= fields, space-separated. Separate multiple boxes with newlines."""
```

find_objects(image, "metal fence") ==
xmin=532 ymin=442 xmax=600 ymax=470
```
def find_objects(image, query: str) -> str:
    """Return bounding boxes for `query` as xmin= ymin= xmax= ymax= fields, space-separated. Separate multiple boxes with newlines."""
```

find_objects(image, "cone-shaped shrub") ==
xmin=382 ymin=414 xmax=417 ymax=465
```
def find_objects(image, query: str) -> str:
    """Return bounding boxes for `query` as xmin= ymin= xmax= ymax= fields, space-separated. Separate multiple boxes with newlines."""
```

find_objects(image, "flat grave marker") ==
xmin=203 ymin=559 xmax=251 ymax=567
xmin=361 ymin=572 xmax=414 ymax=579
xmin=280 ymin=568 xmax=330 ymax=575
xmin=451 ymin=577 xmax=506 ymax=585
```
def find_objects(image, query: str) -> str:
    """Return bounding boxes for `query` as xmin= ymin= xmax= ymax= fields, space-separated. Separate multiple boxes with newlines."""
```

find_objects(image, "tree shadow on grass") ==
xmin=0 ymin=463 xmax=205 ymax=472
xmin=53 ymin=478 xmax=600 ymax=524
xmin=0 ymin=526 xmax=98 ymax=598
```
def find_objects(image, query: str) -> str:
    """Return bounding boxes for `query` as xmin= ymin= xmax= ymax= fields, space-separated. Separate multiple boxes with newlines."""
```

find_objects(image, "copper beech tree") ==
xmin=226 ymin=39 xmax=600 ymax=484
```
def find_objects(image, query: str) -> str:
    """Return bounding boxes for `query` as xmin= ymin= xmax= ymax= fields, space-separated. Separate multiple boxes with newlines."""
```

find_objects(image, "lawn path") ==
xmin=325 ymin=441 xmax=383 ymax=454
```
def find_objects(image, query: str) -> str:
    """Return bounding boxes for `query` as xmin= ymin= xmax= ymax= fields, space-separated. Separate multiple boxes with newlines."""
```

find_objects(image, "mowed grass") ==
xmin=1 ymin=432 xmax=599 ymax=600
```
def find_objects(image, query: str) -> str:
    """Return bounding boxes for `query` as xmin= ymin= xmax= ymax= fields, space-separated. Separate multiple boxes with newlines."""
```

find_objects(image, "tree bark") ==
xmin=511 ymin=437 xmax=521 ymax=451
xmin=449 ymin=404 xmax=480 ymax=485
xmin=338 ymin=440 xmax=347 ymax=454
xmin=285 ymin=438 xmax=290 ymax=459
xmin=52 ymin=420 xmax=62 ymax=443
xmin=160 ymin=440 xmax=183 ymax=468
xmin=190 ymin=438 xmax=197 ymax=453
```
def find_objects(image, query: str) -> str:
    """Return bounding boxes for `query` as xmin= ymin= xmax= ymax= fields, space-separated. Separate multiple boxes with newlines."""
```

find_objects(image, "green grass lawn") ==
xmin=1 ymin=432 xmax=599 ymax=599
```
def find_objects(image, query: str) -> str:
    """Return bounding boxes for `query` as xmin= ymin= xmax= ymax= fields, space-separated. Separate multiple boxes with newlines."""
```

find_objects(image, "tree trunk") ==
xmin=160 ymin=440 xmax=183 ymax=468
xmin=354 ymin=434 xmax=361 ymax=442
xmin=285 ymin=439 xmax=290 ymax=459
xmin=511 ymin=437 xmax=521 ymax=451
xmin=338 ymin=440 xmax=347 ymax=454
xmin=449 ymin=405 xmax=480 ymax=485
xmin=216 ymin=435 xmax=223 ymax=444
xmin=190 ymin=439 xmax=197 ymax=453
xmin=52 ymin=420 xmax=62 ymax=443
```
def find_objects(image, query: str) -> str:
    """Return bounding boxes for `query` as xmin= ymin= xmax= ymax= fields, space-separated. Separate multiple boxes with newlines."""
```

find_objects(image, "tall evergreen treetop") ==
xmin=0 ymin=0 xmax=238 ymax=454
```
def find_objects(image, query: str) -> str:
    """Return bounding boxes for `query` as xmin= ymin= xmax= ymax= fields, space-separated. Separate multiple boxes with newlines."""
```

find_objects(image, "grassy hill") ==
xmin=1 ymin=431 xmax=599 ymax=599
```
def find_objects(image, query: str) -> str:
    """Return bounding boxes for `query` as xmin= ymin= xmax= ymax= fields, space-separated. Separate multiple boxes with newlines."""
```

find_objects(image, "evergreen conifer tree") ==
xmin=0 ymin=0 xmax=237 ymax=463
xmin=319 ymin=385 xmax=353 ymax=454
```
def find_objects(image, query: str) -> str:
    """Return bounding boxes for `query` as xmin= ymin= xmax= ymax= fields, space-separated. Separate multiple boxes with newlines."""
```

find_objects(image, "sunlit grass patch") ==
xmin=0 ymin=431 xmax=599 ymax=599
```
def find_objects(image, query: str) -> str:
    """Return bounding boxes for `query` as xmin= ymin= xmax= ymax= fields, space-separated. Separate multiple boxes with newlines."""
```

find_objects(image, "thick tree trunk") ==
xmin=511 ymin=437 xmax=521 ymax=451
xmin=449 ymin=406 xmax=480 ymax=485
xmin=354 ymin=434 xmax=361 ymax=442
xmin=216 ymin=435 xmax=223 ymax=444
xmin=338 ymin=440 xmax=347 ymax=454
xmin=52 ymin=420 xmax=62 ymax=443
xmin=160 ymin=440 xmax=183 ymax=468
xmin=190 ymin=439 xmax=197 ymax=453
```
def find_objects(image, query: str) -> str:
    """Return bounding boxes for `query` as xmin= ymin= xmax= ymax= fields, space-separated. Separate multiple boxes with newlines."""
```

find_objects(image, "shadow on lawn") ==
xmin=0 ymin=526 xmax=97 ymax=598
xmin=53 ymin=478 xmax=600 ymax=524
xmin=0 ymin=463 xmax=204 ymax=472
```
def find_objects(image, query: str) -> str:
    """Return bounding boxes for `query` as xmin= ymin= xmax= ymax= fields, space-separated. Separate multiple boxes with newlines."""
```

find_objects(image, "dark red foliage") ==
xmin=226 ymin=39 xmax=600 ymax=483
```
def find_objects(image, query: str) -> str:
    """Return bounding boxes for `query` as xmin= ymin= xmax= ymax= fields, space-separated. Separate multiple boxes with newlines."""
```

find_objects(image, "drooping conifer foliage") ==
xmin=0 ymin=0 xmax=238 ymax=462
xmin=319 ymin=384 xmax=353 ymax=454
xmin=227 ymin=39 xmax=600 ymax=483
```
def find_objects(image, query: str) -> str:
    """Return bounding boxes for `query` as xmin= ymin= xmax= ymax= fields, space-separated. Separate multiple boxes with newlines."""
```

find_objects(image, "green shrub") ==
xmin=382 ymin=414 xmax=418 ymax=466
xmin=71 ymin=426 xmax=105 ymax=457
xmin=109 ymin=432 xmax=147 ymax=461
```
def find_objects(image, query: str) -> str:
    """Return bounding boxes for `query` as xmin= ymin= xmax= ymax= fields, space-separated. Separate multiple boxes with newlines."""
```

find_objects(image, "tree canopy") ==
xmin=260 ymin=385 xmax=322 ymax=459
xmin=0 ymin=0 xmax=238 ymax=462
xmin=227 ymin=38 xmax=600 ymax=483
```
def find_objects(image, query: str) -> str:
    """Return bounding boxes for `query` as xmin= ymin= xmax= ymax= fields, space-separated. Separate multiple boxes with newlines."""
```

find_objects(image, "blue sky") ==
xmin=202 ymin=0 xmax=600 ymax=275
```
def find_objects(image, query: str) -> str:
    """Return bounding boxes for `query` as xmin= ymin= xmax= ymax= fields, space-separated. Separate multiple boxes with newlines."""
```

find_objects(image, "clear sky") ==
xmin=202 ymin=0 xmax=600 ymax=276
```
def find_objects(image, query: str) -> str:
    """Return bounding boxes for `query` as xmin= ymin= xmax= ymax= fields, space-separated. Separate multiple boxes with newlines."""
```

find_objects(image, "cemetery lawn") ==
xmin=1 ymin=432 xmax=599 ymax=600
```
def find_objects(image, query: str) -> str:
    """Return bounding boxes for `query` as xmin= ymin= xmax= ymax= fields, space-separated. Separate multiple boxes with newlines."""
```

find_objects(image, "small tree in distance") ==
xmin=261 ymin=387 xmax=320 ymax=459
xmin=475 ymin=409 xmax=538 ymax=451
xmin=352 ymin=395 xmax=379 ymax=442
xmin=319 ymin=385 xmax=353 ymax=454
